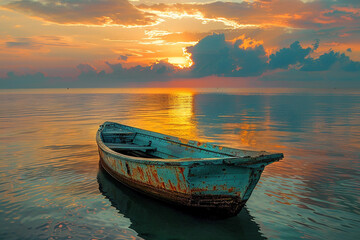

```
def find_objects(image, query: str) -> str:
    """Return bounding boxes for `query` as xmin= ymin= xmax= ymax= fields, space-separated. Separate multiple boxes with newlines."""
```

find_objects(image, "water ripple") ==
xmin=0 ymin=90 xmax=359 ymax=239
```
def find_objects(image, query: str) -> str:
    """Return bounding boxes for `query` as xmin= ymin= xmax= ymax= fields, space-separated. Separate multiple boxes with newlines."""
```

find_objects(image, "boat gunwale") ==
xmin=97 ymin=122 xmax=283 ymax=166
xmin=97 ymin=131 xmax=229 ymax=166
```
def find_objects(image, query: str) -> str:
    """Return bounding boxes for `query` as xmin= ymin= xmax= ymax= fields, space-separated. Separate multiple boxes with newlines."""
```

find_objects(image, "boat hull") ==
xmin=98 ymin=146 xmax=264 ymax=217
xmin=96 ymin=121 xmax=283 ymax=218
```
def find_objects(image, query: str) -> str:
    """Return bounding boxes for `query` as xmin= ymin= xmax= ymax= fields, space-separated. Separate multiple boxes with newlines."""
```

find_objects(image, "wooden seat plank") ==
xmin=102 ymin=131 xmax=135 ymax=135
xmin=105 ymin=143 xmax=156 ymax=151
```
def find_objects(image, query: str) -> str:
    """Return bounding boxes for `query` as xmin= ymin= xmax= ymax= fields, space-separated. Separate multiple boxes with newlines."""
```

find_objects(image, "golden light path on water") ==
xmin=0 ymin=88 xmax=359 ymax=239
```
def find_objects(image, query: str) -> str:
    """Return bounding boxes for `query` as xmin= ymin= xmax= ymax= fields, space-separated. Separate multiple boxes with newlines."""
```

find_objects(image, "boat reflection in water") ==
xmin=97 ymin=166 xmax=265 ymax=240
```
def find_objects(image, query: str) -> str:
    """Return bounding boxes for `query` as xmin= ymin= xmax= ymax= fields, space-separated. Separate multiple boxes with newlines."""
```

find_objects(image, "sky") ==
xmin=0 ymin=0 xmax=360 ymax=88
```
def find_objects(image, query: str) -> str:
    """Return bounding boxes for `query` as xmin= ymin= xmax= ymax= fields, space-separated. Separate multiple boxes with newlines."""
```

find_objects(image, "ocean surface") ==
xmin=0 ymin=88 xmax=359 ymax=240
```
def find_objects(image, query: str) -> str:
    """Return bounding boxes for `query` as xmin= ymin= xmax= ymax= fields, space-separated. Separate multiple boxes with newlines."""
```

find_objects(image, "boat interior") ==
xmin=101 ymin=130 xmax=162 ymax=159
xmin=100 ymin=125 xmax=233 ymax=160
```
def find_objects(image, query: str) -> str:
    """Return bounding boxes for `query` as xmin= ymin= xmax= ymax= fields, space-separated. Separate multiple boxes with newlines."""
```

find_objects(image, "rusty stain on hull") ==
xmin=100 ymin=157 xmax=245 ymax=217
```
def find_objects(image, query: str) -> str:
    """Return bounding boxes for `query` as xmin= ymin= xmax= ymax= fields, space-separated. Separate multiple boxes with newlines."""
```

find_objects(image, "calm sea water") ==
xmin=0 ymin=88 xmax=359 ymax=240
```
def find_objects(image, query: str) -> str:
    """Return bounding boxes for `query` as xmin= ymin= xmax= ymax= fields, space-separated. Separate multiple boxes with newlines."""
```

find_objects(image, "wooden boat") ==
xmin=96 ymin=121 xmax=283 ymax=217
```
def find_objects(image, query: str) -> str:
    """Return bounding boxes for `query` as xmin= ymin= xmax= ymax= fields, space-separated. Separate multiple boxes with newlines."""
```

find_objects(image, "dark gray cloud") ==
xmin=259 ymin=68 xmax=360 ymax=89
xmin=313 ymin=39 xmax=320 ymax=51
xmin=301 ymin=50 xmax=360 ymax=71
xmin=4 ymin=0 xmax=157 ymax=26
xmin=268 ymin=38 xmax=360 ymax=72
xmin=75 ymin=59 xmax=176 ymax=84
xmin=77 ymin=63 xmax=97 ymax=74
xmin=320 ymin=0 xmax=360 ymax=8
xmin=319 ymin=0 xmax=360 ymax=7
xmin=119 ymin=55 xmax=128 ymax=61
xmin=269 ymin=41 xmax=312 ymax=69
xmin=0 ymin=71 xmax=54 ymax=88
xmin=186 ymin=33 xmax=268 ymax=77
xmin=6 ymin=38 xmax=35 ymax=49
xmin=118 ymin=54 xmax=136 ymax=61
xmin=105 ymin=59 xmax=175 ymax=76
xmin=187 ymin=34 xmax=360 ymax=78
xmin=5 ymin=36 xmax=72 ymax=49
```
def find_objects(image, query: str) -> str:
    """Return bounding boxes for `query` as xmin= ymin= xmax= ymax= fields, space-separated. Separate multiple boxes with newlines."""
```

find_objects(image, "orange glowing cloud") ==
xmin=229 ymin=35 xmax=264 ymax=50
xmin=140 ymin=7 xmax=259 ymax=29
xmin=3 ymin=0 xmax=159 ymax=27
xmin=138 ymin=0 xmax=359 ymax=29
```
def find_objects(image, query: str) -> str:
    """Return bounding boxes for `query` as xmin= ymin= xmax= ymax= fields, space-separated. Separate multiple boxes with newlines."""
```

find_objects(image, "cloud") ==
xmin=0 ymin=71 xmax=53 ymax=88
xmin=118 ymin=54 xmax=136 ymax=61
xmin=313 ymin=39 xmax=320 ymax=51
xmin=258 ymin=68 xmax=360 ymax=88
xmin=268 ymin=39 xmax=360 ymax=72
xmin=75 ymin=59 xmax=177 ymax=84
xmin=269 ymin=41 xmax=312 ymax=69
xmin=6 ymin=38 xmax=35 ymax=49
xmin=4 ymin=36 xmax=73 ymax=49
xmin=186 ymin=33 xmax=268 ymax=77
xmin=89 ymin=34 xmax=359 ymax=80
xmin=1 ymin=33 xmax=360 ymax=89
xmin=322 ymin=0 xmax=360 ymax=7
xmin=77 ymin=63 xmax=97 ymax=74
xmin=160 ymin=31 xmax=206 ymax=44
xmin=119 ymin=55 xmax=128 ymax=61
xmin=186 ymin=34 xmax=360 ymax=79
xmin=301 ymin=50 xmax=360 ymax=72
xmin=105 ymin=59 xmax=175 ymax=76
xmin=139 ymin=0 xmax=360 ymax=30
xmin=4 ymin=0 xmax=158 ymax=27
